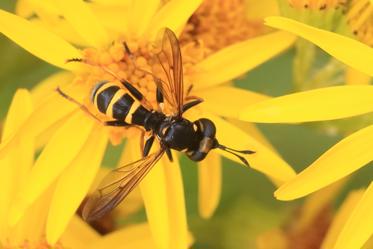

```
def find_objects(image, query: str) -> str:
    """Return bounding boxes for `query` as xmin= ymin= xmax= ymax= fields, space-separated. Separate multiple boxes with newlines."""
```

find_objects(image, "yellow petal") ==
xmin=265 ymin=16 xmax=373 ymax=77
xmin=90 ymin=4 xmax=129 ymax=37
xmin=186 ymin=110 xmax=296 ymax=183
xmin=321 ymin=190 xmax=365 ymax=249
xmin=15 ymin=0 xmax=34 ymax=18
xmin=140 ymin=160 xmax=187 ymax=248
xmin=31 ymin=71 xmax=74 ymax=106
xmin=240 ymin=86 xmax=373 ymax=123
xmin=9 ymin=111 xmax=95 ymax=226
xmin=275 ymin=125 xmax=373 ymax=201
xmin=60 ymin=215 xmax=100 ymax=249
xmin=334 ymin=182 xmax=373 ymax=249
xmin=30 ymin=18 xmax=90 ymax=48
xmin=3 ymin=89 xmax=34 ymax=191
xmin=163 ymin=158 xmax=188 ymax=242
xmin=145 ymin=0 xmax=202 ymax=40
xmin=3 ymin=89 xmax=33 ymax=140
xmin=228 ymin=119 xmax=283 ymax=187
xmin=128 ymin=0 xmax=160 ymax=39
xmin=0 ymin=9 xmax=81 ymax=70
xmin=90 ymin=0 xmax=131 ymax=5
xmin=47 ymin=125 xmax=107 ymax=244
xmin=13 ymin=187 xmax=55 ymax=244
xmin=198 ymin=152 xmax=221 ymax=219
xmin=0 ymin=85 xmax=85 ymax=159
xmin=124 ymin=138 xmax=168 ymax=249
xmin=228 ymin=119 xmax=276 ymax=153
xmin=195 ymin=86 xmax=270 ymax=118
xmin=0 ymin=150 xmax=12 ymax=239
xmin=346 ymin=67 xmax=371 ymax=85
xmin=19 ymin=0 xmax=88 ymax=46
xmin=126 ymin=137 xmax=188 ymax=249
xmin=0 ymin=90 xmax=33 ymax=240
xmin=191 ymin=31 xmax=296 ymax=89
xmin=54 ymin=0 xmax=110 ymax=48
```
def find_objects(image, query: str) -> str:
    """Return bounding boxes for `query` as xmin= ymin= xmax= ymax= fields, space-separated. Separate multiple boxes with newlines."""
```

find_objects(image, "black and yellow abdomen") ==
xmin=90 ymin=80 xmax=150 ymax=126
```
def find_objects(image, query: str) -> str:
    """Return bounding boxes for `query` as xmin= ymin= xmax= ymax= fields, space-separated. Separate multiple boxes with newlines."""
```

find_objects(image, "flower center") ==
xmin=346 ymin=0 xmax=373 ymax=46
xmin=288 ymin=0 xmax=346 ymax=10
xmin=282 ymin=0 xmax=347 ymax=30
xmin=180 ymin=0 xmax=264 ymax=54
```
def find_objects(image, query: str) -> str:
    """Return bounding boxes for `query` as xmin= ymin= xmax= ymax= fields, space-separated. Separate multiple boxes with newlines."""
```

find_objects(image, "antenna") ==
xmin=216 ymin=144 xmax=255 ymax=167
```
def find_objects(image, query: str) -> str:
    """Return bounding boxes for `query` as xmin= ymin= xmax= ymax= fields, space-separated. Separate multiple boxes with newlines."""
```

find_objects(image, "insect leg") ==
xmin=182 ymin=98 xmax=204 ymax=113
xmin=143 ymin=136 xmax=155 ymax=157
xmin=120 ymin=80 xmax=153 ymax=110
xmin=121 ymin=80 xmax=143 ymax=101
xmin=186 ymin=84 xmax=194 ymax=96
xmin=123 ymin=42 xmax=136 ymax=61
xmin=104 ymin=120 xmax=129 ymax=127
xmin=56 ymin=87 xmax=102 ymax=124
xmin=165 ymin=147 xmax=173 ymax=162
xmin=156 ymin=87 xmax=165 ymax=112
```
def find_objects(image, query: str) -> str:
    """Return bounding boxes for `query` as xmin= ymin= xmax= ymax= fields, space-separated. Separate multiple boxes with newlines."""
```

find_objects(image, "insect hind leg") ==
xmin=57 ymin=88 xmax=134 ymax=128
xmin=56 ymin=87 xmax=103 ymax=123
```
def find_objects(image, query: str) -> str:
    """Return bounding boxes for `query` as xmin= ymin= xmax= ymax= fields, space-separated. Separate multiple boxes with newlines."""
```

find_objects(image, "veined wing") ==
xmin=153 ymin=28 xmax=184 ymax=116
xmin=82 ymin=149 xmax=165 ymax=221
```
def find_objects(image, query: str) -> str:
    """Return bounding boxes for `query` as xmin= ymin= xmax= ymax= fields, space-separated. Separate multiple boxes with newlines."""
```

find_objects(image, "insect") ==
xmin=58 ymin=28 xmax=255 ymax=221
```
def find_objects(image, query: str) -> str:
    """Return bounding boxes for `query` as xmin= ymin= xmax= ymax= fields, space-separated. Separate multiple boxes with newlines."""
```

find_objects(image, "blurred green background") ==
xmin=1 ymin=1 xmax=373 ymax=248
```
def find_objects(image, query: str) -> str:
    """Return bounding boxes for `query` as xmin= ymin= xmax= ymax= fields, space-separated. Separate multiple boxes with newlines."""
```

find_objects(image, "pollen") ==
xmin=180 ymin=0 xmax=264 ymax=54
xmin=346 ymin=0 xmax=373 ymax=46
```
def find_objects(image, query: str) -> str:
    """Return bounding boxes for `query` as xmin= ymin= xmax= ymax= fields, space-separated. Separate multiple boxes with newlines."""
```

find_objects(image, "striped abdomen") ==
xmin=91 ymin=81 xmax=150 ymax=126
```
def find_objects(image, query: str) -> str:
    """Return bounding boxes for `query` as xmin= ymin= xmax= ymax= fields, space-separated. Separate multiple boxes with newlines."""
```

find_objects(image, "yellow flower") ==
xmin=266 ymin=0 xmax=372 ymax=90
xmin=239 ymin=84 xmax=373 ymax=248
xmin=239 ymin=4 xmax=373 ymax=244
xmin=0 ymin=89 xmax=166 ymax=249
xmin=0 ymin=1 xmax=296 ymax=248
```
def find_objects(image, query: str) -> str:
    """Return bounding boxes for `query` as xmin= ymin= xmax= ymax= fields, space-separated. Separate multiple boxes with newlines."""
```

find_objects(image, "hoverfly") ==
xmin=58 ymin=28 xmax=254 ymax=221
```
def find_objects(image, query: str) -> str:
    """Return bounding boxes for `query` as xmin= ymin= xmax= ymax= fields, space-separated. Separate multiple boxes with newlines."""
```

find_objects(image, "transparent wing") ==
xmin=153 ymin=28 xmax=184 ymax=116
xmin=82 ymin=149 xmax=165 ymax=221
